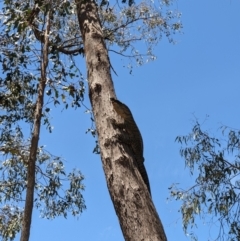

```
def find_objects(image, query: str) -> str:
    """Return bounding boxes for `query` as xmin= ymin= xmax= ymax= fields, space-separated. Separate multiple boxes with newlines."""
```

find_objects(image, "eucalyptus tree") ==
xmin=0 ymin=0 xmax=181 ymax=240
xmin=0 ymin=1 xmax=86 ymax=240
xmin=172 ymin=122 xmax=240 ymax=241
xmin=74 ymin=0 xmax=181 ymax=240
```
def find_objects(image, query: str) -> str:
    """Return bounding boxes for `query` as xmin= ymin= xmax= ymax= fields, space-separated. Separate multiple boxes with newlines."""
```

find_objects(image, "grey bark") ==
xmin=20 ymin=11 xmax=51 ymax=241
xmin=75 ymin=1 xmax=167 ymax=240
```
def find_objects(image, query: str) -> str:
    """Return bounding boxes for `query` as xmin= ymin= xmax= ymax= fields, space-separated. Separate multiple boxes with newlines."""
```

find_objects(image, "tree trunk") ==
xmin=75 ymin=1 xmax=167 ymax=240
xmin=20 ymin=11 xmax=51 ymax=241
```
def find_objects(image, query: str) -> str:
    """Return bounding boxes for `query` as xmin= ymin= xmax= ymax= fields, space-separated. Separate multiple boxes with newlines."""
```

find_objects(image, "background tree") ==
xmin=171 ymin=121 xmax=240 ymax=241
xmin=0 ymin=0 xmax=86 ymax=240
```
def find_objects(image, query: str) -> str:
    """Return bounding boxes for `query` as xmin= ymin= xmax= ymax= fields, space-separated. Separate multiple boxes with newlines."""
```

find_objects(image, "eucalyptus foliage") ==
xmin=98 ymin=0 xmax=182 ymax=68
xmin=0 ymin=137 xmax=85 ymax=241
xmin=171 ymin=122 xmax=240 ymax=241
xmin=0 ymin=0 xmax=86 ymax=240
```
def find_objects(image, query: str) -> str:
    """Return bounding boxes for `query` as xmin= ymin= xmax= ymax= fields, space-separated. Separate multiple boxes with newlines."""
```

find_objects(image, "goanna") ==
xmin=110 ymin=97 xmax=151 ymax=195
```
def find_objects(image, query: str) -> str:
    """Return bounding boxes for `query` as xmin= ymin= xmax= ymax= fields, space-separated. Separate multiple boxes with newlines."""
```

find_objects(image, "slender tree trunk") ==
xmin=75 ymin=1 xmax=167 ymax=240
xmin=20 ymin=11 xmax=51 ymax=241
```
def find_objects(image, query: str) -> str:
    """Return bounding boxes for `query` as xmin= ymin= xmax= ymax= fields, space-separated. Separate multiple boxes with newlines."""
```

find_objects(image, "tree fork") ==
xmin=75 ymin=0 xmax=167 ymax=240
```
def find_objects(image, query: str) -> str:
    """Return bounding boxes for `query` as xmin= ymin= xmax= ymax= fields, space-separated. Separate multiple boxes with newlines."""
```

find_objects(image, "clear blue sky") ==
xmin=15 ymin=0 xmax=240 ymax=240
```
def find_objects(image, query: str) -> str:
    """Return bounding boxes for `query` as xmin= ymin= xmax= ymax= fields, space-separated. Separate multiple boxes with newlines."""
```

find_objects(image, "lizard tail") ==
xmin=137 ymin=161 xmax=151 ymax=196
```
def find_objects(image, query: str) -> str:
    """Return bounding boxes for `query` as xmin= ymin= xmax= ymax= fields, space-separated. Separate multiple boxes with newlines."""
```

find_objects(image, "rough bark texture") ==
xmin=20 ymin=11 xmax=50 ymax=241
xmin=75 ymin=1 xmax=167 ymax=240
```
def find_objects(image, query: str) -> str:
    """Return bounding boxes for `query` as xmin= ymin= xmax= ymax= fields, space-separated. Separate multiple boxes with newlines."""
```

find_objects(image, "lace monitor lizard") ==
xmin=110 ymin=97 xmax=151 ymax=195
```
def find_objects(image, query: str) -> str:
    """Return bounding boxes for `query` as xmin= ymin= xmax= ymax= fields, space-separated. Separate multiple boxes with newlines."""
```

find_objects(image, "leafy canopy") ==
xmin=0 ymin=0 xmax=86 ymax=240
